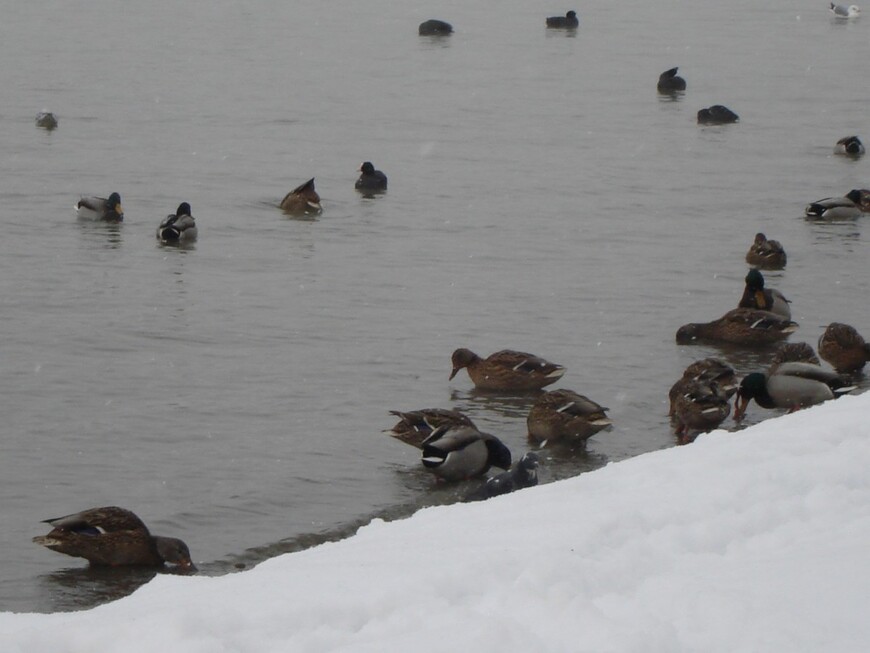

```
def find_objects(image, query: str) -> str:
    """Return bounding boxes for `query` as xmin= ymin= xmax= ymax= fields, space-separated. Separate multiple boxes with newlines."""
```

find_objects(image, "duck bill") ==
xmin=448 ymin=367 xmax=460 ymax=380
xmin=733 ymin=394 xmax=749 ymax=421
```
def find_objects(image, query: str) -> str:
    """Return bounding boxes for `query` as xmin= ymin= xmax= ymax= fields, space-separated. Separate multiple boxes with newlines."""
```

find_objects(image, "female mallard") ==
xmin=738 ymin=269 xmax=791 ymax=319
xmin=733 ymin=362 xmax=854 ymax=420
xmin=818 ymin=322 xmax=870 ymax=373
xmin=805 ymin=190 xmax=863 ymax=219
xmin=657 ymin=67 xmax=686 ymax=94
xmin=76 ymin=193 xmax=124 ymax=222
xmin=526 ymin=389 xmax=612 ymax=445
xmin=769 ymin=342 xmax=820 ymax=371
xmin=418 ymin=19 xmax=453 ymax=35
xmin=668 ymin=358 xmax=737 ymax=416
xmin=449 ymin=348 xmax=566 ymax=392
xmin=156 ymin=202 xmax=197 ymax=244
xmin=420 ymin=425 xmax=512 ymax=482
xmin=280 ymin=178 xmax=322 ymax=216
xmin=676 ymin=308 xmax=798 ymax=346
xmin=745 ymin=233 xmax=787 ymax=269
xmin=32 ymin=506 xmax=195 ymax=570
xmin=546 ymin=10 xmax=579 ymax=28
xmin=385 ymin=408 xmax=476 ymax=449
xmin=834 ymin=136 xmax=864 ymax=156
xmin=697 ymin=105 xmax=739 ymax=125
xmin=671 ymin=379 xmax=732 ymax=442
xmin=355 ymin=162 xmax=387 ymax=194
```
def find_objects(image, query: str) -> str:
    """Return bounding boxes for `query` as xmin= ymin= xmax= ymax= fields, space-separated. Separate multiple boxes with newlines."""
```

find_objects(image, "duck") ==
xmin=35 ymin=111 xmax=58 ymax=130
xmin=419 ymin=19 xmax=453 ymax=35
xmin=546 ymin=11 xmax=579 ymax=28
xmin=526 ymin=389 xmax=612 ymax=445
xmin=671 ymin=379 xmax=732 ymax=442
xmin=818 ymin=322 xmax=870 ymax=373
xmin=32 ymin=506 xmax=195 ymax=570
xmin=449 ymin=348 xmax=566 ymax=392
xmin=385 ymin=408 xmax=476 ymax=449
xmin=676 ymin=308 xmax=798 ymax=347
xmin=420 ymin=425 xmax=512 ymax=482
xmin=465 ymin=453 xmax=539 ymax=501
xmin=657 ymin=67 xmax=687 ymax=94
xmin=738 ymin=269 xmax=791 ymax=319
xmin=805 ymin=189 xmax=863 ymax=219
xmin=830 ymin=3 xmax=861 ymax=18
xmin=834 ymin=135 xmax=864 ymax=156
xmin=668 ymin=358 xmax=737 ymax=416
xmin=355 ymin=162 xmax=387 ymax=194
xmin=697 ymin=105 xmax=739 ymax=125
xmin=745 ymin=233 xmax=787 ymax=269
xmin=733 ymin=362 xmax=855 ymax=420
xmin=769 ymin=342 xmax=821 ymax=371
xmin=76 ymin=193 xmax=124 ymax=222
xmin=851 ymin=189 xmax=870 ymax=212
xmin=280 ymin=178 xmax=322 ymax=216
xmin=156 ymin=202 xmax=197 ymax=244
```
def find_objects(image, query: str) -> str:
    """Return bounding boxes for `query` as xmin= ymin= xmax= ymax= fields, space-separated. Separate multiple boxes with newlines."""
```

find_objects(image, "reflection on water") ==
xmin=35 ymin=566 xmax=157 ymax=613
xmin=76 ymin=219 xmax=123 ymax=248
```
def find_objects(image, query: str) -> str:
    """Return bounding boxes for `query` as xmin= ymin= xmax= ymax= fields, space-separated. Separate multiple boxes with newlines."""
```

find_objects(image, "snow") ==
xmin=2 ymin=393 xmax=869 ymax=653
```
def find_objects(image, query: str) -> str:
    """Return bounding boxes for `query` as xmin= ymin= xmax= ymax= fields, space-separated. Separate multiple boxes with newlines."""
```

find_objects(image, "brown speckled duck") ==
xmin=33 ymin=506 xmax=195 ymax=570
xmin=676 ymin=308 xmax=798 ymax=347
xmin=385 ymin=408 xmax=476 ymax=449
xmin=769 ymin=342 xmax=820 ymax=371
xmin=527 ymin=389 xmax=612 ymax=445
xmin=449 ymin=348 xmax=566 ymax=392
xmin=671 ymin=379 xmax=732 ymax=442
xmin=818 ymin=323 xmax=870 ymax=373
xmin=668 ymin=358 xmax=737 ymax=416
xmin=745 ymin=233 xmax=787 ymax=269
xmin=280 ymin=178 xmax=322 ymax=216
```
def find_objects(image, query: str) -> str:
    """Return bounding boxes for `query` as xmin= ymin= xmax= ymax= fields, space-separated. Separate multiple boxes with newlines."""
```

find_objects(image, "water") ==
xmin=2 ymin=0 xmax=868 ymax=612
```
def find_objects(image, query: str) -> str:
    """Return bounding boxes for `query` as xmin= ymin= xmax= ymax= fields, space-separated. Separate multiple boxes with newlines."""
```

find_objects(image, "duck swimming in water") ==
xmin=76 ymin=193 xmax=124 ymax=222
xmin=156 ymin=202 xmax=197 ymax=244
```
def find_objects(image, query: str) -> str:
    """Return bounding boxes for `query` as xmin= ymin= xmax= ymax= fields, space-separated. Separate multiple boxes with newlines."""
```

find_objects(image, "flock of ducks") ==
xmin=31 ymin=6 xmax=868 ymax=574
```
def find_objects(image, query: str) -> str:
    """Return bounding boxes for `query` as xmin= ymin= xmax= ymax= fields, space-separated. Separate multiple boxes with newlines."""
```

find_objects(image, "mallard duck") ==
xmin=668 ymin=358 xmax=737 ymax=416
xmin=697 ymin=105 xmax=739 ymax=125
xmin=738 ymin=269 xmax=791 ymax=319
xmin=420 ymin=425 xmax=512 ymax=482
xmin=818 ymin=322 xmax=870 ymax=373
xmin=156 ymin=202 xmax=197 ymax=244
xmin=805 ymin=190 xmax=863 ymax=219
xmin=830 ymin=3 xmax=861 ymax=18
xmin=35 ymin=111 xmax=58 ymax=130
xmin=32 ymin=506 xmax=195 ymax=570
xmin=419 ymin=19 xmax=453 ymax=35
xmin=280 ymin=178 xmax=322 ymax=215
xmin=449 ymin=348 xmax=566 ymax=392
xmin=676 ymin=308 xmax=798 ymax=346
xmin=526 ymin=389 xmax=612 ymax=445
xmin=546 ymin=10 xmax=579 ymax=28
xmin=355 ymin=162 xmax=387 ymax=194
xmin=671 ymin=379 xmax=732 ymax=441
xmin=76 ymin=193 xmax=124 ymax=222
xmin=769 ymin=342 xmax=820 ymax=371
xmin=834 ymin=136 xmax=864 ymax=156
xmin=466 ymin=452 xmax=539 ymax=501
xmin=852 ymin=189 xmax=870 ymax=212
xmin=733 ymin=362 xmax=855 ymax=420
xmin=385 ymin=408 xmax=476 ymax=449
xmin=745 ymin=233 xmax=787 ymax=269
xmin=657 ymin=67 xmax=687 ymax=94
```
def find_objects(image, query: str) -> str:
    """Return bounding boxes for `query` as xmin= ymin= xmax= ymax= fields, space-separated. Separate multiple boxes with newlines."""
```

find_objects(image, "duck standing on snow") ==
xmin=834 ymin=136 xmax=864 ymax=156
xmin=733 ymin=362 xmax=854 ymax=420
xmin=745 ymin=233 xmax=787 ymax=269
xmin=805 ymin=189 xmax=863 ymax=219
xmin=818 ymin=322 xmax=870 ymax=373
xmin=32 ymin=506 xmax=195 ymax=570
xmin=156 ymin=202 xmax=197 ymax=244
xmin=449 ymin=348 xmax=566 ymax=392
xmin=738 ymin=269 xmax=791 ymax=319
xmin=76 ymin=192 xmax=124 ymax=222
xmin=420 ymin=425 xmax=512 ymax=482
xmin=657 ymin=67 xmax=687 ymax=94
xmin=280 ymin=178 xmax=322 ymax=216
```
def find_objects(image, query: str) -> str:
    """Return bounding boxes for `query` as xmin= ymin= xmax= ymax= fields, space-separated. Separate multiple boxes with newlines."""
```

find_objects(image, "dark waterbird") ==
xmin=419 ymin=19 xmax=453 ymax=36
xmin=355 ymin=161 xmax=388 ymax=194
xmin=697 ymin=105 xmax=739 ymax=125
xmin=546 ymin=11 xmax=579 ymax=28
xmin=745 ymin=233 xmax=787 ymax=269
xmin=657 ymin=67 xmax=686 ymax=94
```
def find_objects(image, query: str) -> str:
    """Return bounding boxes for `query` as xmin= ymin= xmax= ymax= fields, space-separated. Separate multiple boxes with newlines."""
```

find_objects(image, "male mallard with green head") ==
xmin=76 ymin=193 xmax=124 ymax=222
xmin=421 ymin=425 xmax=512 ymax=482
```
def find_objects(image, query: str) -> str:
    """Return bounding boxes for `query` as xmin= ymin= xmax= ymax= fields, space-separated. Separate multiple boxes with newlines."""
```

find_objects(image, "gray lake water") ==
xmin=2 ymin=0 xmax=869 ymax=612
